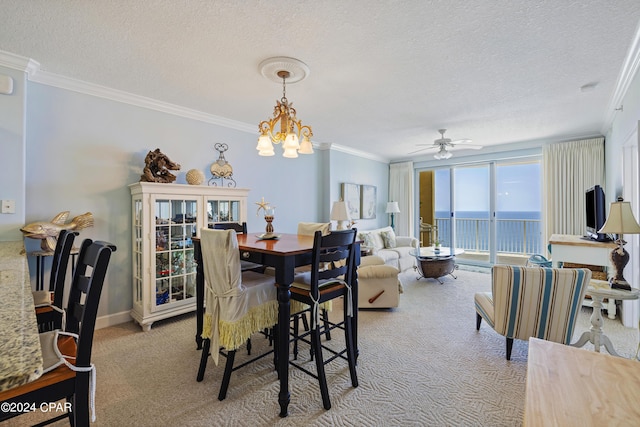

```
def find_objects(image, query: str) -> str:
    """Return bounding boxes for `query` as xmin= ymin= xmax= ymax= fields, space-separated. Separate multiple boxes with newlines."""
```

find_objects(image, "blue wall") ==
xmin=2 ymin=75 xmax=389 ymax=324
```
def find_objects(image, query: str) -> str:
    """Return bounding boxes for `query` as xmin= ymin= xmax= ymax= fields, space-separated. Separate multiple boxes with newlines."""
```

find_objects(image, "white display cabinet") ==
xmin=129 ymin=182 xmax=249 ymax=331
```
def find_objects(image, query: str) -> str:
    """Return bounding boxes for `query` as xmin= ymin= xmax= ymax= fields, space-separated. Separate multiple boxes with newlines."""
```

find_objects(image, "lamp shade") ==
xmin=385 ymin=201 xmax=400 ymax=214
xmin=598 ymin=201 xmax=640 ymax=234
xmin=330 ymin=201 xmax=350 ymax=221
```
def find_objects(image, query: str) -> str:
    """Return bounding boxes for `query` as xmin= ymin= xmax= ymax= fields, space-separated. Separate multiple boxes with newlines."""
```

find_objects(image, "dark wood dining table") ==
xmin=193 ymin=232 xmax=359 ymax=417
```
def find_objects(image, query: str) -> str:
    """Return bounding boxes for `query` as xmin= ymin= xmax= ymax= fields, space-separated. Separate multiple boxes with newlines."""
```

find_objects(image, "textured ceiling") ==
xmin=1 ymin=1 xmax=639 ymax=161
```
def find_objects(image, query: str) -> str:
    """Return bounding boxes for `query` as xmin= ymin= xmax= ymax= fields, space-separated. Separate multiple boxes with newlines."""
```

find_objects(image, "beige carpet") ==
xmin=8 ymin=268 xmax=638 ymax=426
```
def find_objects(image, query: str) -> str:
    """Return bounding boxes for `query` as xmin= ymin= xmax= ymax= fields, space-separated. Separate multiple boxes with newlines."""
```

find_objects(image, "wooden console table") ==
xmin=548 ymin=234 xmax=621 ymax=321
xmin=524 ymin=338 xmax=640 ymax=426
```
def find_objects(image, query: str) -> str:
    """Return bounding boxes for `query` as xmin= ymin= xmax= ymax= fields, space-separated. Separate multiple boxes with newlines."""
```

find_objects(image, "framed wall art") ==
xmin=360 ymin=185 xmax=377 ymax=219
xmin=341 ymin=183 xmax=361 ymax=219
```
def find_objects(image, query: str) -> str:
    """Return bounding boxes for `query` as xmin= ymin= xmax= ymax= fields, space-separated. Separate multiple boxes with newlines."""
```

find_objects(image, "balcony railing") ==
xmin=434 ymin=217 xmax=543 ymax=256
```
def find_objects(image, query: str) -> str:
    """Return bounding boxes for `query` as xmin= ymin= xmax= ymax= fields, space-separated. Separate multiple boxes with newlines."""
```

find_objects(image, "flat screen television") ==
xmin=585 ymin=185 xmax=608 ymax=241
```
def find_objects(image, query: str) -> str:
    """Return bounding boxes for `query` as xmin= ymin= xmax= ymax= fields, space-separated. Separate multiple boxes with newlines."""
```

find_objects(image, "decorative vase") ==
xmin=264 ymin=207 xmax=275 ymax=235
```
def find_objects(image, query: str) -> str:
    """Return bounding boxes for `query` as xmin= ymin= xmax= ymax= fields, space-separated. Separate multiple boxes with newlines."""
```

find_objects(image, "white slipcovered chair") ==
xmin=357 ymin=255 xmax=402 ymax=308
xmin=474 ymin=265 xmax=591 ymax=360
xmin=297 ymin=222 xmax=331 ymax=236
xmin=196 ymin=228 xmax=278 ymax=400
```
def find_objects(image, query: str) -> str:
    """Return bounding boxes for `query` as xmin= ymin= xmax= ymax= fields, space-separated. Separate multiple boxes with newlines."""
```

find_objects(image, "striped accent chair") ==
xmin=475 ymin=265 xmax=591 ymax=360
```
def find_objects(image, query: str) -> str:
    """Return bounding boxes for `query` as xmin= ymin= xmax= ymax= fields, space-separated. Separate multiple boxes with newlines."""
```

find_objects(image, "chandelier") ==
xmin=256 ymin=57 xmax=313 ymax=158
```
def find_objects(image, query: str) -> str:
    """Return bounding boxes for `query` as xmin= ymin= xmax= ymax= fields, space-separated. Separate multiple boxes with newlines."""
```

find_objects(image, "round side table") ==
xmin=571 ymin=280 xmax=639 ymax=357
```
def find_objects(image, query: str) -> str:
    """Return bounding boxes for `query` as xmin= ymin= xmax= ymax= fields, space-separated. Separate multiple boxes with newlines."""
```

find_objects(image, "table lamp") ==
xmin=386 ymin=201 xmax=400 ymax=230
xmin=330 ymin=200 xmax=351 ymax=230
xmin=598 ymin=198 xmax=640 ymax=290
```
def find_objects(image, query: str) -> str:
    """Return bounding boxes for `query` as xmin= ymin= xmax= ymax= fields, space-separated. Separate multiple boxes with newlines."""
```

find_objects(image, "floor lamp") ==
xmin=386 ymin=201 xmax=400 ymax=231
xmin=598 ymin=199 xmax=640 ymax=290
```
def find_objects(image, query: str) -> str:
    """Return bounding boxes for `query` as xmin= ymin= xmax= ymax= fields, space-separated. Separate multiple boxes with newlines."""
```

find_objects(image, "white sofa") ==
xmin=357 ymin=226 xmax=418 ymax=273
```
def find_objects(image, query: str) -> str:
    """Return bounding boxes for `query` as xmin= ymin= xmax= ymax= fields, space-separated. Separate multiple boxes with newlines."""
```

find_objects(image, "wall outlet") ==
xmin=1 ymin=200 xmax=16 ymax=214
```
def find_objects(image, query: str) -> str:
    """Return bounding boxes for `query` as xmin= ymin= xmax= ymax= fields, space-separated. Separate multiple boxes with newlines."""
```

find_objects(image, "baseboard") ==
xmin=95 ymin=310 xmax=133 ymax=330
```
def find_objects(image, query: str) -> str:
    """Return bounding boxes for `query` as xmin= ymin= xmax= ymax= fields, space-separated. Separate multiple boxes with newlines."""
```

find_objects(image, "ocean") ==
xmin=433 ymin=211 xmax=543 ymax=254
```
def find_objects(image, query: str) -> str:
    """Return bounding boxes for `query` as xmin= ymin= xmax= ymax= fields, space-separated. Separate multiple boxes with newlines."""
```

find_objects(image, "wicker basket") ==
xmin=562 ymin=262 xmax=608 ymax=281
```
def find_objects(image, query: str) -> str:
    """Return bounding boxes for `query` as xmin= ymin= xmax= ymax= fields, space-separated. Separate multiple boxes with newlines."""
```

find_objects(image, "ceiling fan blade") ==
xmin=453 ymin=143 xmax=483 ymax=149
xmin=407 ymin=146 xmax=439 ymax=155
xmin=449 ymin=139 xmax=473 ymax=145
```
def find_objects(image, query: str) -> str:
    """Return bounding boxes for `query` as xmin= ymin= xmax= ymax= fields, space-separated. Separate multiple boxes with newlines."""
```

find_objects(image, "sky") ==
xmin=434 ymin=162 xmax=541 ymax=213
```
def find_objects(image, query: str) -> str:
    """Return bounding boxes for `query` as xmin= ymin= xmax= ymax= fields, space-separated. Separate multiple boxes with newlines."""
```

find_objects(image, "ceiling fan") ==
xmin=410 ymin=129 xmax=482 ymax=159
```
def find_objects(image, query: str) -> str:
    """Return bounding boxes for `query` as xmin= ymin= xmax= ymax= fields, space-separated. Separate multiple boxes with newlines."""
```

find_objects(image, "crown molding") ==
xmin=602 ymin=22 xmax=640 ymax=133
xmin=0 ymin=49 xmax=256 ymax=133
xmin=30 ymin=70 xmax=257 ymax=134
xmin=330 ymin=143 xmax=389 ymax=163
xmin=0 ymin=50 xmax=40 ymax=75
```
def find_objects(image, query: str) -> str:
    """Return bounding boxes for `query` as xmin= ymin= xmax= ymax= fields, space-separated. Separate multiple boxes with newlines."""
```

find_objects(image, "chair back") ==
xmin=66 ymin=239 xmax=116 ymax=366
xmin=308 ymin=229 xmax=357 ymax=297
xmin=200 ymin=229 xmax=242 ymax=296
xmin=50 ymin=229 xmax=78 ymax=308
xmin=490 ymin=265 xmax=591 ymax=344
xmin=297 ymin=222 xmax=331 ymax=236
xmin=212 ymin=222 xmax=248 ymax=234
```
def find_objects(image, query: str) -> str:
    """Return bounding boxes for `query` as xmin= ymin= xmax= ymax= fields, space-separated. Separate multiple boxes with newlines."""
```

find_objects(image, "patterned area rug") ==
xmin=8 ymin=268 xmax=638 ymax=426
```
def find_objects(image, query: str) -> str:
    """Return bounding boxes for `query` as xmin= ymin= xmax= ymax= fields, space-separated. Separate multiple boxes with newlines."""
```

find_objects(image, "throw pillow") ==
xmin=381 ymin=230 xmax=397 ymax=248
xmin=358 ymin=232 xmax=376 ymax=249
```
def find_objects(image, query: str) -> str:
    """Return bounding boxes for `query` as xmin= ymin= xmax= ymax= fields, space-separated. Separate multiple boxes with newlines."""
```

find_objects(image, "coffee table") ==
xmin=410 ymin=247 xmax=464 ymax=284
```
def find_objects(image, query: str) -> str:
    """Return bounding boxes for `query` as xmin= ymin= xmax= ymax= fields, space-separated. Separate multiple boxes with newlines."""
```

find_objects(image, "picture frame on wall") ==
xmin=360 ymin=185 xmax=377 ymax=219
xmin=342 ymin=183 xmax=361 ymax=219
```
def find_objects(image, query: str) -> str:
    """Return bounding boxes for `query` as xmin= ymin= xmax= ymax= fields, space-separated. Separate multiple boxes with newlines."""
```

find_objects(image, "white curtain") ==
xmin=389 ymin=162 xmax=414 ymax=237
xmin=542 ymin=137 xmax=605 ymax=246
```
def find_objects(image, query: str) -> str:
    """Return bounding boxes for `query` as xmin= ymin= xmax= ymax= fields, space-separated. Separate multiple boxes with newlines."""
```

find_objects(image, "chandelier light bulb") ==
xmin=283 ymin=132 xmax=300 ymax=150
xmin=282 ymin=146 xmax=299 ymax=158
xmin=298 ymin=136 xmax=314 ymax=154
xmin=256 ymin=134 xmax=273 ymax=151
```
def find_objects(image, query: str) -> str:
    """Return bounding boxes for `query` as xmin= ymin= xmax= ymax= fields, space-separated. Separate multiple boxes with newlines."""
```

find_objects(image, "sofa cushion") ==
xmin=358 ymin=264 xmax=399 ymax=279
xmin=359 ymin=255 xmax=385 ymax=267
xmin=358 ymin=226 xmax=394 ymax=252
xmin=376 ymin=249 xmax=400 ymax=266
xmin=381 ymin=230 xmax=397 ymax=248
xmin=390 ymin=245 xmax=415 ymax=259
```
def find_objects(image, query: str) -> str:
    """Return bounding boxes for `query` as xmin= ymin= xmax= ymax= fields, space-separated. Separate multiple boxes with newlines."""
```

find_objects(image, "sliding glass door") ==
xmin=419 ymin=158 xmax=541 ymax=267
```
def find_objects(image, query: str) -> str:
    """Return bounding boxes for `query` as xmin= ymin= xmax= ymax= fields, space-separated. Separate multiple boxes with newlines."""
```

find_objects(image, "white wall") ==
xmin=604 ymin=46 xmax=640 ymax=328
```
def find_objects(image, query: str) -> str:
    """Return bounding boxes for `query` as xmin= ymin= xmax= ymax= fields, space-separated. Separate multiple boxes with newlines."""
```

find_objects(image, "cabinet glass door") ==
xmin=133 ymin=199 xmax=143 ymax=305
xmin=206 ymin=199 xmax=241 ymax=227
xmin=154 ymin=198 xmax=197 ymax=310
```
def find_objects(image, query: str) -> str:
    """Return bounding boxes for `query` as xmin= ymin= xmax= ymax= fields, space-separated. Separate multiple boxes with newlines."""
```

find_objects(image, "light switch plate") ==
xmin=0 ymin=75 xmax=14 ymax=95
xmin=1 ymin=200 xmax=16 ymax=214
